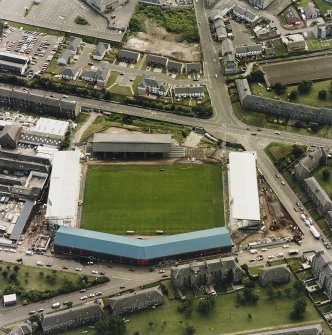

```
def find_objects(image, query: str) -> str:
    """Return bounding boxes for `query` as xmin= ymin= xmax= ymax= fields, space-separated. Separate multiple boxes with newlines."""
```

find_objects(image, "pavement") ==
xmin=2 ymin=0 xmax=332 ymax=328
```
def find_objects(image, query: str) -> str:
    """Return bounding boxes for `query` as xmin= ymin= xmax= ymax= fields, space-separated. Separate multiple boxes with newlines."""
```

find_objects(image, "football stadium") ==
xmin=81 ymin=164 xmax=224 ymax=235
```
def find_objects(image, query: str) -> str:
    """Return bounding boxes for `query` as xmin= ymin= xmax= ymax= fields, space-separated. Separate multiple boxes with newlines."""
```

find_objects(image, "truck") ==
xmin=310 ymin=225 xmax=320 ymax=239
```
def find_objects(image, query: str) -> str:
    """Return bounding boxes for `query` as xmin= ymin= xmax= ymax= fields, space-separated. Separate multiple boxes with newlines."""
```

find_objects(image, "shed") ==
xmin=3 ymin=293 xmax=17 ymax=306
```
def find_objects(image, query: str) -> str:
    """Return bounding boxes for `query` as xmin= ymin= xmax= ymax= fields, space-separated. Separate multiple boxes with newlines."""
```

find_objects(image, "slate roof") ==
xmin=259 ymin=264 xmax=291 ymax=285
xmin=67 ymin=36 xmax=82 ymax=52
xmin=110 ymin=287 xmax=163 ymax=314
xmin=295 ymin=148 xmax=326 ymax=179
xmin=0 ymin=124 xmax=22 ymax=144
xmin=41 ymin=304 xmax=103 ymax=329
xmin=60 ymin=67 xmax=79 ymax=78
xmin=8 ymin=321 xmax=32 ymax=335
xmin=167 ymin=60 xmax=183 ymax=72
xmin=81 ymin=66 xmax=110 ymax=82
xmin=221 ymin=38 xmax=235 ymax=56
xmin=58 ymin=50 xmax=73 ymax=64
xmin=147 ymin=54 xmax=168 ymax=67
xmin=235 ymin=78 xmax=332 ymax=124
xmin=186 ymin=62 xmax=202 ymax=73
xmin=54 ymin=226 xmax=232 ymax=260
xmin=118 ymin=49 xmax=140 ymax=61
xmin=304 ymin=177 xmax=332 ymax=209
xmin=92 ymin=42 xmax=110 ymax=58
xmin=174 ymin=85 xmax=205 ymax=95
xmin=248 ymin=324 xmax=323 ymax=335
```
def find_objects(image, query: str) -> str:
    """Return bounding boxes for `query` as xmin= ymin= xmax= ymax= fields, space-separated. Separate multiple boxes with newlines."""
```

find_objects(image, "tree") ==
xmin=293 ymin=280 xmax=305 ymax=294
xmin=288 ymin=89 xmax=298 ymax=101
xmin=184 ymin=324 xmax=196 ymax=335
xmin=273 ymin=82 xmax=287 ymax=95
xmin=248 ymin=313 xmax=252 ymax=320
xmin=266 ymin=284 xmax=275 ymax=300
xmin=13 ymin=265 xmax=20 ymax=272
xmin=318 ymin=89 xmax=327 ymax=100
xmin=298 ymin=80 xmax=313 ymax=94
xmin=322 ymin=169 xmax=331 ymax=181
xmin=148 ymin=321 xmax=154 ymax=328
xmin=290 ymin=297 xmax=307 ymax=320
xmin=250 ymin=68 xmax=265 ymax=83
xmin=292 ymin=144 xmax=306 ymax=158
xmin=2 ymin=271 xmax=8 ymax=278
xmin=95 ymin=315 xmax=126 ymax=335
xmin=198 ymin=296 xmax=215 ymax=315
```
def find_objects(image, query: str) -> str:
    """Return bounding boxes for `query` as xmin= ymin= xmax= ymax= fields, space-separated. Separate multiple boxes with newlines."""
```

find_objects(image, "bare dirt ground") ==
xmin=232 ymin=176 xmax=297 ymax=246
xmin=125 ymin=22 xmax=202 ymax=62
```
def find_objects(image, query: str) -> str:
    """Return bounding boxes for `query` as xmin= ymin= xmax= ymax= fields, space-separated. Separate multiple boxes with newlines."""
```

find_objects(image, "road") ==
xmin=1 ymin=0 xmax=332 ymax=328
xmin=0 ymin=247 xmax=168 ymax=326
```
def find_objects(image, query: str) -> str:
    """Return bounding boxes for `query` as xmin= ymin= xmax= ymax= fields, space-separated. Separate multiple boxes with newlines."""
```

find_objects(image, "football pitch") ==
xmin=81 ymin=164 xmax=224 ymax=235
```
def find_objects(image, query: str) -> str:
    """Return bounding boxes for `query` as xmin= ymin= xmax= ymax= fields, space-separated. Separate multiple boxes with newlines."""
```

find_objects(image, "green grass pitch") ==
xmin=81 ymin=164 xmax=224 ymax=235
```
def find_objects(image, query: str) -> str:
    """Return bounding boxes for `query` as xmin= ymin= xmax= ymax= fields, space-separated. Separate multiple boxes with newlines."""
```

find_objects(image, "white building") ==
xmin=228 ymin=152 xmax=261 ymax=229
xmin=3 ymin=293 xmax=17 ymax=306
xmin=45 ymin=150 xmax=81 ymax=229
xmin=32 ymin=118 xmax=69 ymax=138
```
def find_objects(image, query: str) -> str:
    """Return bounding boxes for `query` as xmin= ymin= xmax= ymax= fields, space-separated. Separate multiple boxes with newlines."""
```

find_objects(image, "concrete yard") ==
xmin=0 ymin=0 xmax=124 ymax=42
xmin=262 ymin=55 xmax=332 ymax=86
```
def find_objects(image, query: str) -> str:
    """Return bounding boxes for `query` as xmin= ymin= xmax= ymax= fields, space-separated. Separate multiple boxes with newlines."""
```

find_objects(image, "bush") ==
xmin=74 ymin=16 xmax=89 ymax=25
xmin=318 ymin=89 xmax=327 ymax=100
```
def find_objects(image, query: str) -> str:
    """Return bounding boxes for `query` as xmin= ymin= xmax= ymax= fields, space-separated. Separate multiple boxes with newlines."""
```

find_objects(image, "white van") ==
xmin=25 ymin=250 xmax=33 ymax=256
xmin=52 ymin=302 xmax=60 ymax=308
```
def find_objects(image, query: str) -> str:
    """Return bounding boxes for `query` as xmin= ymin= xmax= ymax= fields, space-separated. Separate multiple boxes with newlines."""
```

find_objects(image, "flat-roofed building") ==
xmin=32 ymin=118 xmax=69 ymax=138
xmin=91 ymin=133 xmax=173 ymax=159
xmin=45 ymin=150 xmax=81 ymax=229
xmin=0 ymin=52 xmax=30 ymax=75
xmin=3 ymin=293 xmax=17 ymax=306
xmin=228 ymin=151 xmax=260 ymax=229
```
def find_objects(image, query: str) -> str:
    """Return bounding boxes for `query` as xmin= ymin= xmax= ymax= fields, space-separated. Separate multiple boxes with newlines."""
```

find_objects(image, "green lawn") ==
xmin=314 ymin=159 xmax=332 ymax=199
xmin=81 ymin=164 xmax=224 ymax=235
xmin=81 ymin=114 xmax=190 ymax=143
xmin=123 ymin=279 xmax=323 ymax=335
xmin=250 ymin=80 xmax=332 ymax=109
xmin=0 ymin=261 xmax=85 ymax=292
xmin=264 ymin=142 xmax=295 ymax=161
xmin=314 ymin=0 xmax=332 ymax=14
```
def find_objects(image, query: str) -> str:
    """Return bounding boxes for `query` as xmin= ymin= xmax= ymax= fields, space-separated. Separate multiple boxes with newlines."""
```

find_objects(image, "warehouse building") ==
xmin=0 ymin=52 xmax=30 ymax=75
xmin=53 ymin=226 xmax=233 ymax=266
xmin=0 ymin=87 xmax=80 ymax=119
xmin=91 ymin=133 xmax=173 ymax=159
xmin=228 ymin=151 xmax=261 ymax=229
xmin=0 ymin=124 xmax=22 ymax=149
xmin=45 ymin=150 xmax=81 ymax=230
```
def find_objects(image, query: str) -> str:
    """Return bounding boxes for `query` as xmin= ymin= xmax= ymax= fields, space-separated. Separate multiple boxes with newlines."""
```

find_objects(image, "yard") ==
xmin=81 ymin=164 xmax=224 ymax=235
xmin=264 ymin=142 xmax=296 ymax=161
xmin=81 ymin=113 xmax=191 ymax=143
xmin=314 ymin=0 xmax=332 ymax=15
xmin=0 ymin=260 xmax=86 ymax=292
xmin=313 ymin=159 xmax=332 ymax=199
